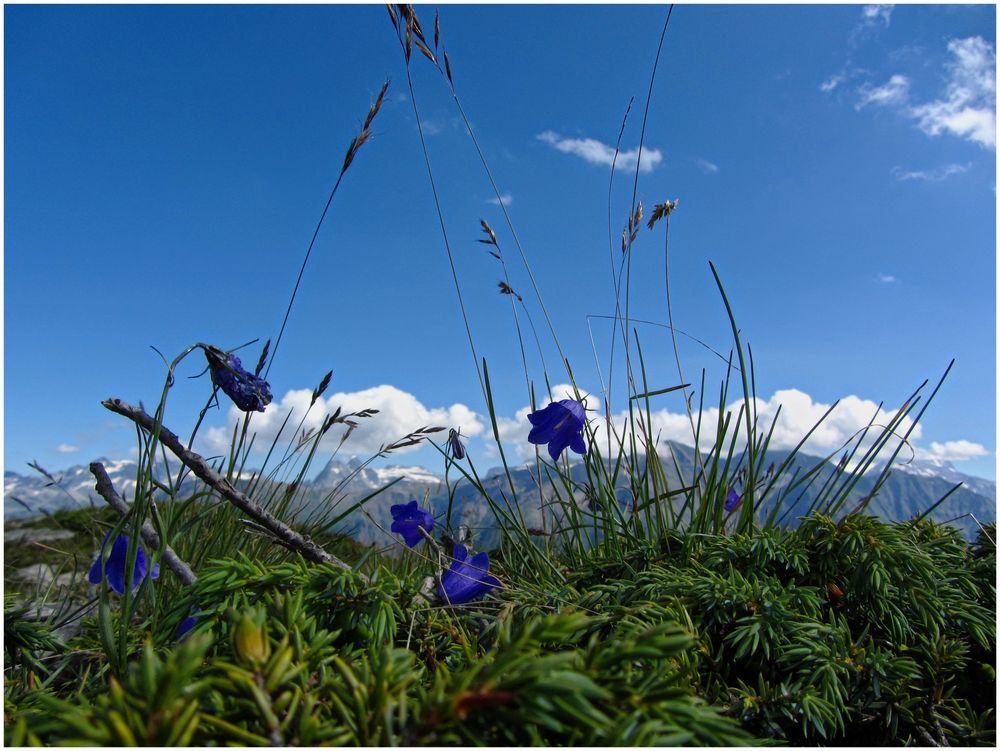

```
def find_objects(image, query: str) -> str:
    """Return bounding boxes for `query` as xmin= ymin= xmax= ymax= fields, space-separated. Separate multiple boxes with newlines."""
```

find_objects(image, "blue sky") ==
xmin=5 ymin=3 xmax=997 ymax=484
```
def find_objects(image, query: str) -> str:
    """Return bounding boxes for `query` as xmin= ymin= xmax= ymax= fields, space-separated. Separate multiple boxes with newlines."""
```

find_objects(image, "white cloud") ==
xmin=537 ymin=130 xmax=663 ymax=173
xmin=56 ymin=443 xmax=79 ymax=454
xmin=856 ymin=74 xmax=910 ymax=109
xmin=861 ymin=5 xmax=894 ymax=28
xmin=203 ymin=384 xmax=485 ymax=459
xmin=878 ymin=273 xmax=897 ymax=283
xmin=922 ymin=440 xmax=989 ymax=462
xmin=891 ymin=162 xmax=971 ymax=182
xmin=488 ymin=193 xmax=513 ymax=206
xmin=491 ymin=386 xmax=936 ymax=468
xmin=820 ymin=74 xmax=844 ymax=93
xmin=909 ymin=36 xmax=996 ymax=149
xmin=695 ymin=157 xmax=719 ymax=174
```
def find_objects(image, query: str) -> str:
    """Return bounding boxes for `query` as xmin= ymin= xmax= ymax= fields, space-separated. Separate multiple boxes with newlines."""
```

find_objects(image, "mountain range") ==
xmin=5 ymin=445 xmax=995 ymax=545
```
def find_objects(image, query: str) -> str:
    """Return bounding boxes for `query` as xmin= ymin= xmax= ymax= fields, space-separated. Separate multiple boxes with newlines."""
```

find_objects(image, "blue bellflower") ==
xmin=390 ymin=500 xmax=435 ymax=547
xmin=438 ymin=544 xmax=501 ymax=605
xmin=527 ymin=399 xmax=587 ymax=461
xmin=88 ymin=532 xmax=160 ymax=595
xmin=206 ymin=348 xmax=273 ymax=413
xmin=177 ymin=609 xmax=201 ymax=638
xmin=725 ymin=489 xmax=743 ymax=513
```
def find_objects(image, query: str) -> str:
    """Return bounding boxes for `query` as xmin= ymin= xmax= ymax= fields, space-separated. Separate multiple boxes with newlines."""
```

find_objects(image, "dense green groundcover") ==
xmin=5 ymin=513 xmax=995 ymax=746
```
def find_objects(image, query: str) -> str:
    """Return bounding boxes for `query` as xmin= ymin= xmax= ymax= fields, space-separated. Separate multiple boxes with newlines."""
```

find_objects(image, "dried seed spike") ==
xmin=415 ymin=39 xmax=436 ymax=64
xmin=479 ymin=218 xmax=498 ymax=245
xmin=406 ymin=4 xmax=426 ymax=43
xmin=386 ymin=4 xmax=399 ymax=30
xmin=364 ymin=80 xmax=390 ymax=131
xmin=647 ymin=199 xmax=679 ymax=230
xmin=444 ymin=51 xmax=453 ymax=83
xmin=312 ymin=370 xmax=333 ymax=405
xmin=498 ymin=281 xmax=523 ymax=301
xmin=621 ymin=227 xmax=627 ymax=254
xmin=635 ymin=200 xmax=643 ymax=225
xmin=434 ymin=10 xmax=440 ymax=49
xmin=254 ymin=339 xmax=271 ymax=377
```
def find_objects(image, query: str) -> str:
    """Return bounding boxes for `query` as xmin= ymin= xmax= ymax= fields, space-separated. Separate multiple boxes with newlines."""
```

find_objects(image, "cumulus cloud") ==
xmin=921 ymin=440 xmax=989 ymax=462
xmin=490 ymin=385 xmax=932 ymax=467
xmin=891 ymin=162 xmax=971 ymax=181
xmin=203 ymin=384 xmax=485 ymax=459
xmin=910 ymin=36 xmax=996 ymax=149
xmin=695 ymin=157 xmax=719 ymax=174
xmin=56 ymin=443 xmax=79 ymax=454
xmin=536 ymin=131 xmax=663 ymax=173
xmin=856 ymin=74 xmax=910 ymax=109
xmin=878 ymin=273 xmax=897 ymax=283
xmin=488 ymin=193 xmax=513 ymax=206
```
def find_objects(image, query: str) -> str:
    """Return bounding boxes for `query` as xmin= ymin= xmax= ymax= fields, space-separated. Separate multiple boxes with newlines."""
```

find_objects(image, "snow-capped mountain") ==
xmin=5 ymin=458 xmax=140 ymax=518
xmin=311 ymin=457 xmax=443 ymax=492
xmin=891 ymin=457 xmax=997 ymax=499
xmin=3 ymin=456 xmax=446 ymax=520
xmin=5 ymin=449 xmax=995 ymax=541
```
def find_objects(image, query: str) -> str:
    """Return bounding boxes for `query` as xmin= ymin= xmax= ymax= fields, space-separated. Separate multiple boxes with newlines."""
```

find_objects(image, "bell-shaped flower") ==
xmin=88 ymin=531 xmax=160 ymax=595
xmin=526 ymin=398 xmax=587 ymax=462
xmin=390 ymin=500 xmax=435 ymax=547
xmin=205 ymin=348 xmax=272 ymax=412
xmin=177 ymin=608 xmax=202 ymax=639
xmin=438 ymin=544 xmax=501 ymax=605
xmin=725 ymin=489 xmax=743 ymax=513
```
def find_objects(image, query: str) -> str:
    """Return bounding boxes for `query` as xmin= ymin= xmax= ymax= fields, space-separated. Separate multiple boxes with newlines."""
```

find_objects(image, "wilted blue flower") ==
xmin=725 ymin=489 xmax=743 ymax=513
xmin=527 ymin=398 xmax=587 ymax=462
xmin=206 ymin=347 xmax=272 ymax=412
xmin=390 ymin=499 xmax=435 ymax=547
xmin=447 ymin=428 xmax=466 ymax=460
xmin=88 ymin=531 xmax=160 ymax=595
xmin=438 ymin=544 xmax=501 ymax=605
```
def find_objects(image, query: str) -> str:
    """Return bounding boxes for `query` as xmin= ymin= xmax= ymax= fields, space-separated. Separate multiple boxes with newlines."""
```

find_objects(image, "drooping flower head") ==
xmin=205 ymin=346 xmax=273 ymax=413
xmin=527 ymin=398 xmax=587 ymax=462
xmin=390 ymin=500 xmax=435 ymax=547
xmin=438 ymin=544 xmax=501 ymax=605
xmin=447 ymin=428 xmax=466 ymax=460
xmin=88 ymin=531 xmax=160 ymax=595
xmin=725 ymin=488 xmax=743 ymax=513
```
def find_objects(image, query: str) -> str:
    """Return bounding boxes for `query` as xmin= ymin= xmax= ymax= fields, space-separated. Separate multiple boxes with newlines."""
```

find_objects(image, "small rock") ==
xmin=13 ymin=564 xmax=57 ymax=586
xmin=5 ymin=528 xmax=76 ymax=544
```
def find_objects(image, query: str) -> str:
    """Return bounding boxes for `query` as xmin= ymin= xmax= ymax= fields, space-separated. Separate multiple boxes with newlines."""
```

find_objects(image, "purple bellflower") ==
xmin=438 ymin=544 xmax=501 ymax=605
xmin=390 ymin=500 xmax=435 ymax=547
xmin=88 ymin=531 xmax=160 ymax=595
xmin=527 ymin=398 xmax=587 ymax=462
xmin=205 ymin=347 xmax=272 ymax=413
xmin=725 ymin=489 xmax=743 ymax=513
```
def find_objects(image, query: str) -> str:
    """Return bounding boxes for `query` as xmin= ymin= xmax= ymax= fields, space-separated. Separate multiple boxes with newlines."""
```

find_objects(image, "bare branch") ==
xmin=101 ymin=398 xmax=358 ymax=574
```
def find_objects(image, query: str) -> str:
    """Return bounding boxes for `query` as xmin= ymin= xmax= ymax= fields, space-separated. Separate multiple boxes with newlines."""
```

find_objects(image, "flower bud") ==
xmin=233 ymin=611 xmax=270 ymax=667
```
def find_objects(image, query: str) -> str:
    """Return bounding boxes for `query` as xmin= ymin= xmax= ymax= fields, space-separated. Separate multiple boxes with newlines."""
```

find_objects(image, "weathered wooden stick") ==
xmin=90 ymin=461 xmax=198 ymax=586
xmin=101 ymin=397 xmax=355 ymax=573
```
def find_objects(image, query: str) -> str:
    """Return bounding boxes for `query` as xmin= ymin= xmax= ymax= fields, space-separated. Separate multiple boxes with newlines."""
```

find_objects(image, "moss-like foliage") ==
xmin=5 ymin=514 xmax=994 ymax=746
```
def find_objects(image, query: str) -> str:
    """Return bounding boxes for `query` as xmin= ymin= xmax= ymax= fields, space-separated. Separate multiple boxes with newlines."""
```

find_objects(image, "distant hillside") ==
xmin=5 ymin=445 xmax=995 ymax=543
